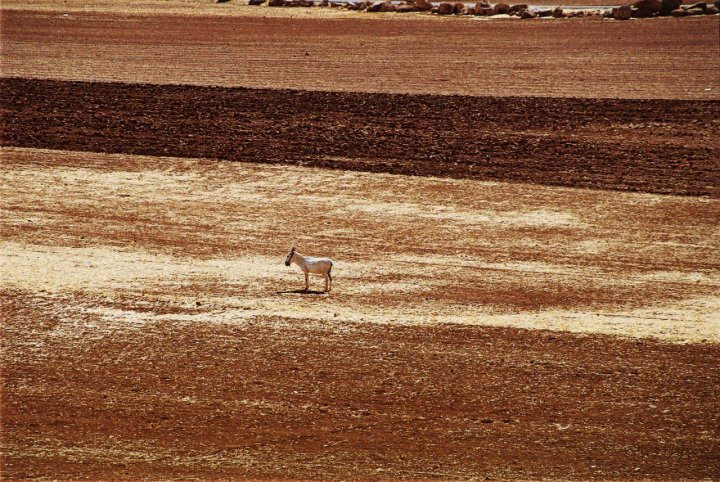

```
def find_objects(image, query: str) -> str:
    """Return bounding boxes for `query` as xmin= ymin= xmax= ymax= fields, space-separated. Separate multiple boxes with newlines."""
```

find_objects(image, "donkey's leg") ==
xmin=326 ymin=271 xmax=332 ymax=292
xmin=304 ymin=271 xmax=309 ymax=291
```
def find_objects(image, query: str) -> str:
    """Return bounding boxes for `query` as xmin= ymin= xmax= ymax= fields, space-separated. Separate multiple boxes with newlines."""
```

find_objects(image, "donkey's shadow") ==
xmin=276 ymin=289 xmax=327 ymax=296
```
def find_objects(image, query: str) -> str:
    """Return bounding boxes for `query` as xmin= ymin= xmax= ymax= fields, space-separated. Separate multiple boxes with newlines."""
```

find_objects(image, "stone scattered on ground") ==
xmin=251 ymin=0 xmax=720 ymax=20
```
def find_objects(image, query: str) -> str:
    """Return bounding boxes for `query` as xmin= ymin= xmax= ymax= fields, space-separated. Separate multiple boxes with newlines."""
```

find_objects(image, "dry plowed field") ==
xmin=2 ymin=8 xmax=719 ymax=100
xmin=2 ymin=3 xmax=720 ymax=481
xmin=3 ymin=78 xmax=720 ymax=196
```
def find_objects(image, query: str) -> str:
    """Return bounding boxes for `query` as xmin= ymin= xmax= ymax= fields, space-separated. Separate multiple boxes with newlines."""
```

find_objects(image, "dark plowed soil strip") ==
xmin=2 ymin=77 xmax=719 ymax=196
xmin=3 ymin=291 xmax=719 ymax=480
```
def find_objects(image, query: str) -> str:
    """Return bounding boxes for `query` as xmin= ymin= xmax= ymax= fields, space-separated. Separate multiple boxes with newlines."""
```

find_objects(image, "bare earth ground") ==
xmin=1 ymin=9 xmax=719 ymax=99
xmin=3 ymin=78 xmax=719 ymax=196
xmin=2 ymin=2 xmax=720 ymax=481
xmin=1 ymin=147 xmax=719 ymax=479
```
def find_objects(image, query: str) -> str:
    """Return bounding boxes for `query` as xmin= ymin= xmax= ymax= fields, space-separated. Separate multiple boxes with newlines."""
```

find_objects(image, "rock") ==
xmin=707 ymin=4 xmax=720 ymax=13
xmin=493 ymin=2 xmax=510 ymax=13
xmin=248 ymin=0 xmax=266 ymax=5
xmin=685 ymin=6 xmax=705 ymax=13
xmin=507 ymin=3 xmax=528 ymax=14
xmin=381 ymin=1 xmax=397 ymax=10
xmin=437 ymin=1 xmax=455 ymax=13
xmin=658 ymin=0 xmax=681 ymax=14
xmin=670 ymin=7 xmax=688 ymax=14
xmin=552 ymin=6 xmax=566 ymax=16
xmin=536 ymin=8 xmax=553 ymax=16
xmin=476 ymin=0 xmax=491 ymax=7
xmin=268 ymin=0 xmax=285 ymax=5
xmin=520 ymin=8 xmax=537 ymax=17
xmin=688 ymin=1 xmax=708 ymax=12
xmin=318 ymin=0 xmax=329 ymax=5
xmin=632 ymin=5 xmax=654 ymax=16
xmin=633 ymin=0 xmax=661 ymax=12
xmin=415 ymin=0 xmax=434 ymax=10
xmin=396 ymin=3 xmax=417 ymax=11
xmin=366 ymin=0 xmax=385 ymax=11
xmin=454 ymin=2 xmax=467 ymax=14
xmin=631 ymin=0 xmax=659 ymax=16
xmin=466 ymin=6 xmax=476 ymax=13
xmin=612 ymin=4 xmax=632 ymax=18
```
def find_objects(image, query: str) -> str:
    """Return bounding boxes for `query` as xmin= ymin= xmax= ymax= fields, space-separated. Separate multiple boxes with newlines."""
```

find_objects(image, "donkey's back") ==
xmin=303 ymin=256 xmax=333 ymax=275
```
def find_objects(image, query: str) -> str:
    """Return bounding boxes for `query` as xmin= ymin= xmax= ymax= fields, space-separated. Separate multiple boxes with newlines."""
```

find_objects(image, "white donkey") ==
xmin=284 ymin=245 xmax=333 ymax=292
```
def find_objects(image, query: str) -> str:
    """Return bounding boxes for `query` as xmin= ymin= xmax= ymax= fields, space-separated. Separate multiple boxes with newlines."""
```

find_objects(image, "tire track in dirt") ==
xmin=2 ymin=78 xmax=719 ymax=197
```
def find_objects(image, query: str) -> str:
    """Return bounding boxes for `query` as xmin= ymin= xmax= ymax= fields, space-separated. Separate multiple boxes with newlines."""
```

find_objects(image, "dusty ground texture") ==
xmin=3 ymin=78 xmax=719 ymax=197
xmin=1 ymin=147 xmax=719 ymax=480
xmin=2 ymin=2 xmax=720 ymax=480
xmin=1 ymin=9 xmax=719 ymax=99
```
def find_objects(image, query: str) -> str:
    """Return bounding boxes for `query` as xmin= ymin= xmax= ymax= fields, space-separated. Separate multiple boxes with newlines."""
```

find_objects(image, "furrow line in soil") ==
xmin=2 ymin=78 xmax=719 ymax=197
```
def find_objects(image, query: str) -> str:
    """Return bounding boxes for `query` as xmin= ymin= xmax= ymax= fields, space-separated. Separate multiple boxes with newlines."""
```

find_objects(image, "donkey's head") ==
xmin=284 ymin=245 xmax=296 ymax=266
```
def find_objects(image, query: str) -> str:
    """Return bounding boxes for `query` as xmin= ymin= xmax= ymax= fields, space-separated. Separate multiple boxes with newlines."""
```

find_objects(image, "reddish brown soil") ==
xmin=2 ymin=10 xmax=719 ymax=100
xmin=2 ymin=4 xmax=720 ymax=481
xmin=3 ymin=291 xmax=720 ymax=480
xmin=2 ymin=78 xmax=719 ymax=197
xmin=2 ymin=145 xmax=719 ymax=480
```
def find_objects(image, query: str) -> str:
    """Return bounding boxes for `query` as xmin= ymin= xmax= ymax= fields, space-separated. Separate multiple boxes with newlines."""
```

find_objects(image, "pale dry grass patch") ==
xmin=2 ymin=147 xmax=718 ymax=343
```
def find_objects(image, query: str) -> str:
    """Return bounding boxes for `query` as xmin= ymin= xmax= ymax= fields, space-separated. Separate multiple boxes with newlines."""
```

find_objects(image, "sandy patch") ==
xmin=334 ymin=202 xmax=587 ymax=229
xmin=0 ymin=241 xmax=283 ymax=293
xmin=2 ymin=147 xmax=718 ymax=343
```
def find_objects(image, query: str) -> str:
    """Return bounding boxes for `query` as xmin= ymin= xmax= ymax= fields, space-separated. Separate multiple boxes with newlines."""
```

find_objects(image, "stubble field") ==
xmin=1 ymin=3 xmax=719 ymax=480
